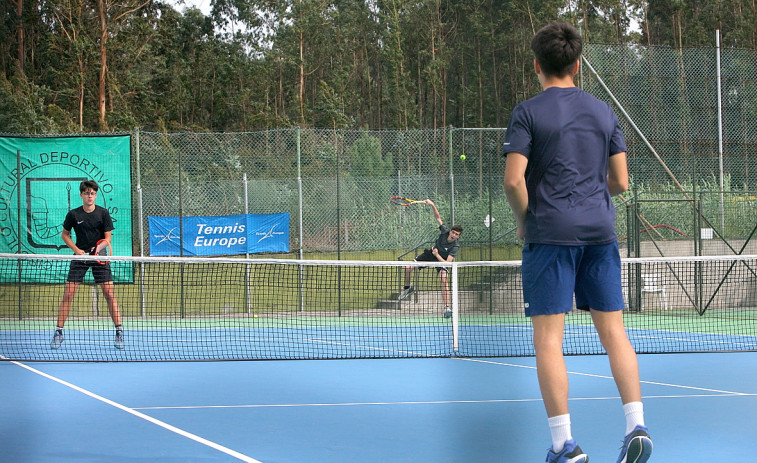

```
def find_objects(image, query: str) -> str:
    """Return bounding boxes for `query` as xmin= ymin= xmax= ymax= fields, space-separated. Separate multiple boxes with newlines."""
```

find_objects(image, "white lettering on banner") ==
xmin=195 ymin=223 xmax=246 ymax=234
xmin=192 ymin=221 xmax=247 ymax=249
xmin=193 ymin=236 xmax=247 ymax=248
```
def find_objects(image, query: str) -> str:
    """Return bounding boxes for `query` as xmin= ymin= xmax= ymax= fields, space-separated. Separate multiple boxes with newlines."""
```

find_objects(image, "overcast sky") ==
xmin=169 ymin=0 xmax=211 ymax=16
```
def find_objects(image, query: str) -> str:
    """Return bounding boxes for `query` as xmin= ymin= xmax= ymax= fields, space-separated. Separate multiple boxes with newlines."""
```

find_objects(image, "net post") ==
xmin=451 ymin=262 xmax=459 ymax=352
xmin=244 ymin=173 xmax=251 ymax=314
xmin=138 ymin=184 xmax=146 ymax=317
xmin=297 ymin=127 xmax=305 ymax=312
xmin=16 ymin=150 xmax=22 ymax=321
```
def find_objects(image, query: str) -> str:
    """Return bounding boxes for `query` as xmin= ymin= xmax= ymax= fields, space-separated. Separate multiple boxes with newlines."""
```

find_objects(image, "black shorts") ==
xmin=67 ymin=259 xmax=113 ymax=284
xmin=414 ymin=249 xmax=449 ymax=273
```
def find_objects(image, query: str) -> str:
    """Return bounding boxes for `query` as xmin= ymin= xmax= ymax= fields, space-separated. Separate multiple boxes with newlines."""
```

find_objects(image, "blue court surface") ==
xmin=2 ymin=352 xmax=756 ymax=462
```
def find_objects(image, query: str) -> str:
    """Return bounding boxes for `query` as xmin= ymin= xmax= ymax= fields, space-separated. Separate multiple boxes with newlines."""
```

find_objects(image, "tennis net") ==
xmin=1 ymin=253 xmax=756 ymax=361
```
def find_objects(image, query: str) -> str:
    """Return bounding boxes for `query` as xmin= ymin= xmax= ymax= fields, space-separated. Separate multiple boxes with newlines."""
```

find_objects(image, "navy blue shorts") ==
xmin=67 ymin=259 xmax=113 ymax=284
xmin=521 ymin=242 xmax=624 ymax=316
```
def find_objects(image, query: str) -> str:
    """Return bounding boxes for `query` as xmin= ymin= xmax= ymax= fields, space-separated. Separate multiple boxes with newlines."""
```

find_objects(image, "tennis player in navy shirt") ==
xmin=504 ymin=22 xmax=652 ymax=463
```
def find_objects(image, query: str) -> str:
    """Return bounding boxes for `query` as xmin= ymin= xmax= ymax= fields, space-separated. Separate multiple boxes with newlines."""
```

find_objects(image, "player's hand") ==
xmin=423 ymin=199 xmax=433 ymax=206
xmin=432 ymin=247 xmax=439 ymax=256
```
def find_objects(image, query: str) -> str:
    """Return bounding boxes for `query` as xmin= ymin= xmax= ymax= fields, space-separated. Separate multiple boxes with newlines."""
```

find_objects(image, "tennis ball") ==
xmin=459 ymin=154 xmax=466 ymax=160
xmin=254 ymin=314 xmax=259 ymax=318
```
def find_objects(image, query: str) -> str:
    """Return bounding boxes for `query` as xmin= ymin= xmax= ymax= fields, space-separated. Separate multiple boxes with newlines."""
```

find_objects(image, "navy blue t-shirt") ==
xmin=503 ymin=86 xmax=626 ymax=245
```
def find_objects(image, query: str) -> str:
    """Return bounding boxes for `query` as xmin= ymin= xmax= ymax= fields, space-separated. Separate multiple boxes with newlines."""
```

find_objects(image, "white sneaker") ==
xmin=398 ymin=286 xmax=415 ymax=300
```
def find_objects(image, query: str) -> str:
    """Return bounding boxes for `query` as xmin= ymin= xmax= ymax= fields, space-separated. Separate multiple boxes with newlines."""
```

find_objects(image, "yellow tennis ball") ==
xmin=254 ymin=314 xmax=259 ymax=318
xmin=460 ymin=154 xmax=466 ymax=160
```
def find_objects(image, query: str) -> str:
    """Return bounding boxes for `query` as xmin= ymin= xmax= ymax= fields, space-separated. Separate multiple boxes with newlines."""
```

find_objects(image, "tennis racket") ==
xmin=92 ymin=239 xmax=112 ymax=265
xmin=390 ymin=196 xmax=426 ymax=206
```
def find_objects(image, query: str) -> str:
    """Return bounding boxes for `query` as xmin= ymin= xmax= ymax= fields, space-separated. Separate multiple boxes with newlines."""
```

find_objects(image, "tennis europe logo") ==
xmin=148 ymin=213 xmax=290 ymax=256
xmin=0 ymin=136 xmax=132 ymax=255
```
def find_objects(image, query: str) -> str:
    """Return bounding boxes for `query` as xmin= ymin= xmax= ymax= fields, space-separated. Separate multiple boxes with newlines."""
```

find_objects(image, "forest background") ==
xmin=1 ymin=0 xmax=756 ymax=134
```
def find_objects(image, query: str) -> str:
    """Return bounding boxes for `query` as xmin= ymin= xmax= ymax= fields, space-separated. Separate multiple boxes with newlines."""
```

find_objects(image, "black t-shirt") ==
xmin=62 ymin=205 xmax=114 ymax=252
xmin=433 ymin=224 xmax=460 ymax=260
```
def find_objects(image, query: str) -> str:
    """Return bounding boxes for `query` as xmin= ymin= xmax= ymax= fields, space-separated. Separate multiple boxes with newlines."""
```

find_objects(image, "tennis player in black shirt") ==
xmin=398 ymin=199 xmax=463 ymax=319
xmin=50 ymin=180 xmax=124 ymax=350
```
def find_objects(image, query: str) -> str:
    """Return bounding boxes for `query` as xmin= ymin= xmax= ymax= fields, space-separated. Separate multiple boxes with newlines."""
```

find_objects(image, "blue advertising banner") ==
xmin=149 ymin=213 xmax=290 ymax=256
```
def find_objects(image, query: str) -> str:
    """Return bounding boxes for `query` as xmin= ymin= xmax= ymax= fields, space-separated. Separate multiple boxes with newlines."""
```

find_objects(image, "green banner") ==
xmin=0 ymin=135 xmax=133 ymax=282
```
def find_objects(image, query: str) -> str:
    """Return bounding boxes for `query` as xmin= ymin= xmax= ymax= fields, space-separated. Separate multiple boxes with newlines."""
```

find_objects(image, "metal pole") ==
xmin=136 ymin=129 xmax=146 ymax=317
xmin=138 ymin=185 xmax=145 ymax=317
xmin=335 ymin=129 xmax=342 ymax=316
xmin=716 ymin=30 xmax=725 ymax=231
xmin=451 ymin=262 xmax=459 ymax=352
xmin=448 ymin=127 xmax=455 ymax=226
xmin=244 ymin=173 xmax=251 ymax=314
xmin=17 ymin=150 xmax=22 ymax=320
xmin=297 ymin=127 xmax=304 ymax=262
xmin=297 ymin=127 xmax=305 ymax=312
xmin=178 ymin=145 xmax=185 ymax=318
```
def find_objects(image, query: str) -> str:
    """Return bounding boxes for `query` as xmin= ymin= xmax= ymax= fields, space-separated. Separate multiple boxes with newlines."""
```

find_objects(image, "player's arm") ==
xmin=607 ymin=151 xmax=629 ymax=197
xmin=62 ymin=228 xmax=85 ymax=255
xmin=431 ymin=248 xmax=453 ymax=263
xmin=103 ymin=230 xmax=113 ymax=245
xmin=424 ymin=199 xmax=443 ymax=226
xmin=504 ymin=152 xmax=529 ymax=240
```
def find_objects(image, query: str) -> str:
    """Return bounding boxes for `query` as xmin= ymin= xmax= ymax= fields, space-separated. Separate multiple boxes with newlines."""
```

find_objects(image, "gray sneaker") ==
xmin=398 ymin=286 xmax=415 ymax=301
xmin=114 ymin=330 xmax=124 ymax=350
xmin=50 ymin=331 xmax=63 ymax=350
xmin=443 ymin=307 xmax=452 ymax=319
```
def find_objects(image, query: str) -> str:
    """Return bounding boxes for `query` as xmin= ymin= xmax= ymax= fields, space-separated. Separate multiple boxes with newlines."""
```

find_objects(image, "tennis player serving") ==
xmin=50 ymin=180 xmax=124 ymax=350
xmin=398 ymin=199 xmax=463 ymax=319
xmin=503 ymin=22 xmax=651 ymax=463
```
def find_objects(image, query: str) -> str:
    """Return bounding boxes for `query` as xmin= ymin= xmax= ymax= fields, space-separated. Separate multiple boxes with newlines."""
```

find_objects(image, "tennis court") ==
xmin=2 ymin=254 xmax=757 ymax=461
xmin=3 ymin=353 xmax=756 ymax=462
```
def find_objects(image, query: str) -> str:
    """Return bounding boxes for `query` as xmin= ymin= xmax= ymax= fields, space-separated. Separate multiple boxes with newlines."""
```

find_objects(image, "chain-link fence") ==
xmin=2 ymin=44 xmax=755 ymax=260
xmin=582 ymin=43 xmax=757 ymax=191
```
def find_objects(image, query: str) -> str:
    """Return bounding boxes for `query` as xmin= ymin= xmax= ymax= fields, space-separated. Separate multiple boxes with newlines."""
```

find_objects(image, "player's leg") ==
xmin=577 ymin=243 xmax=651 ymax=463
xmin=523 ymin=244 xmax=587 ymax=462
xmin=592 ymin=309 xmax=651 ymax=463
xmin=399 ymin=265 xmax=415 ymax=300
xmin=57 ymin=282 xmax=79 ymax=328
xmin=94 ymin=264 xmax=124 ymax=350
xmin=400 ymin=251 xmax=431 ymax=300
xmin=532 ymin=313 xmax=569 ymax=417
xmin=100 ymin=281 xmax=121 ymax=326
xmin=591 ymin=310 xmax=640 ymax=403
xmin=534 ymin=313 xmax=588 ymax=463
xmin=403 ymin=265 xmax=413 ymax=287
xmin=438 ymin=269 xmax=452 ymax=318
xmin=51 ymin=261 xmax=86 ymax=349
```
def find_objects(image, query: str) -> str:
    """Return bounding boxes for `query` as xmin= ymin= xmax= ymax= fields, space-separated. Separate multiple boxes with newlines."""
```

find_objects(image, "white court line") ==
xmin=4 ymin=358 xmax=263 ymax=463
xmin=135 ymin=358 xmax=754 ymax=412
xmin=456 ymin=357 xmax=752 ymax=395
xmin=133 ymin=392 xmax=757 ymax=411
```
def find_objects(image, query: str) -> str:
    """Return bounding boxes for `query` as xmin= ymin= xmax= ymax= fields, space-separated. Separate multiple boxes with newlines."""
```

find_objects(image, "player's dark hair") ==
xmin=531 ymin=22 xmax=582 ymax=78
xmin=80 ymin=180 xmax=99 ymax=192
xmin=451 ymin=225 xmax=463 ymax=234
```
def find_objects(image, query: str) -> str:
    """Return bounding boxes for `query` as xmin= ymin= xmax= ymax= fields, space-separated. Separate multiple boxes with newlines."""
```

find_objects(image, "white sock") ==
xmin=623 ymin=401 xmax=645 ymax=435
xmin=548 ymin=414 xmax=572 ymax=453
